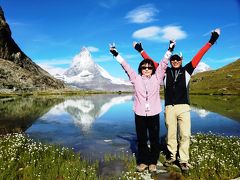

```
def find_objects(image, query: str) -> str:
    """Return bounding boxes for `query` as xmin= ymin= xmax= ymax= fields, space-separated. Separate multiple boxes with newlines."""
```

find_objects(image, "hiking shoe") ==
xmin=163 ymin=158 xmax=176 ymax=167
xmin=149 ymin=164 xmax=157 ymax=173
xmin=180 ymin=163 xmax=191 ymax=171
xmin=136 ymin=163 xmax=148 ymax=172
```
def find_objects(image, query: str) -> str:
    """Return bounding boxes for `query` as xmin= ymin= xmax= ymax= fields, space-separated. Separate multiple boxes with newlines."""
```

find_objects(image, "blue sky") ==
xmin=1 ymin=0 xmax=239 ymax=79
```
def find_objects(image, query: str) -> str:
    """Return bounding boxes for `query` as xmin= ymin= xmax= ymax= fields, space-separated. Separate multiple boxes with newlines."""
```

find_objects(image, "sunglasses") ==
xmin=141 ymin=66 xmax=153 ymax=70
xmin=170 ymin=59 xmax=182 ymax=62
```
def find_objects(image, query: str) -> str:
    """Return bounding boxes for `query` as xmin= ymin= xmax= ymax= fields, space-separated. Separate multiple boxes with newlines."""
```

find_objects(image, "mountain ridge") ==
xmin=0 ymin=6 xmax=65 ymax=92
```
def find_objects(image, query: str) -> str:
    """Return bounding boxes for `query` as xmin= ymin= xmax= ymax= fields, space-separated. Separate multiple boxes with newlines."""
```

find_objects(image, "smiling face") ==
xmin=170 ymin=59 xmax=182 ymax=68
xmin=170 ymin=54 xmax=182 ymax=69
xmin=138 ymin=59 xmax=156 ymax=77
xmin=141 ymin=63 xmax=153 ymax=77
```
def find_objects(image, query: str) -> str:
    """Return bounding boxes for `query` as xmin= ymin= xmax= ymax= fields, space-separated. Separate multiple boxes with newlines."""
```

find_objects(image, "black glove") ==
xmin=168 ymin=40 xmax=176 ymax=52
xmin=134 ymin=42 xmax=143 ymax=53
xmin=209 ymin=28 xmax=220 ymax=45
xmin=109 ymin=43 xmax=119 ymax=57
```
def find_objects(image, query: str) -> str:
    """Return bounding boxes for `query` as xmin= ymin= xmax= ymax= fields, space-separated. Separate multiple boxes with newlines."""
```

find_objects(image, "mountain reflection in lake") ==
xmin=26 ymin=94 xmax=136 ymax=159
xmin=1 ymin=94 xmax=239 ymax=159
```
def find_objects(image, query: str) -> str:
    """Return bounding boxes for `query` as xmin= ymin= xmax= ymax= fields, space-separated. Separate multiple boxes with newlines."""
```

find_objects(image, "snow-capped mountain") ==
xmin=59 ymin=47 xmax=132 ymax=91
xmin=192 ymin=62 xmax=211 ymax=75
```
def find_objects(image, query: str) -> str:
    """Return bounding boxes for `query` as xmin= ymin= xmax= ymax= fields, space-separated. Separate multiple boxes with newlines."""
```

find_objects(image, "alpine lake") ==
xmin=1 ymin=94 xmax=239 ymax=160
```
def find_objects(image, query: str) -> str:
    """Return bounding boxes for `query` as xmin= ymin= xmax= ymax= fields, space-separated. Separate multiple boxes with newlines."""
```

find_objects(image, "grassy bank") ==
xmin=0 ymin=89 xmax=132 ymax=98
xmin=188 ymin=133 xmax=240 ymax=179
xmin=190 ymin=59 xmax=240 ymax=95
xmin=1 ymin=87 xmax=239 ymax=99
xmin=0 ymin=133 xmax=239 ymax=179
xmin=0 ymin=133 xmax=99 ymax=180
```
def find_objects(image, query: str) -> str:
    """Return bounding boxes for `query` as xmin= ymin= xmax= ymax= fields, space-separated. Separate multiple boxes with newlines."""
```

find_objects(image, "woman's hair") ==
xmin=138 ymin=59 xmax=156 ymax=75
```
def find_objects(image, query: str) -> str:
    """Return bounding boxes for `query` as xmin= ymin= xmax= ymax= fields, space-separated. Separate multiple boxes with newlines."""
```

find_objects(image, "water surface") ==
xmin=1 ymin=94 xmax=239 ymax=159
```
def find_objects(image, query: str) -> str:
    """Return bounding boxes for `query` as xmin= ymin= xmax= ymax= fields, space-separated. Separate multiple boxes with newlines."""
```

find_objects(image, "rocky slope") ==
xmin=0 ymin=7 xmax=65 ymax=92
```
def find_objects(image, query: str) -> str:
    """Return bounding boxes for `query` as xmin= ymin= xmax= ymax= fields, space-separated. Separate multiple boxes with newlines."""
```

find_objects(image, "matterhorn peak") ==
xmin=80 ymin=47 xmax=91 ymax=56
xmin=71 ymin=46 xmax=95 ymax=69
xmin=64 ymin=46 xmax=96 ymax=77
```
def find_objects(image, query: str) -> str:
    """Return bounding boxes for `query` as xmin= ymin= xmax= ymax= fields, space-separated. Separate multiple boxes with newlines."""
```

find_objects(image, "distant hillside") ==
xmin=190 ymin=59 xmax=240 ymax=95
xmin=0 ymin=7 xmax=65 ymax=93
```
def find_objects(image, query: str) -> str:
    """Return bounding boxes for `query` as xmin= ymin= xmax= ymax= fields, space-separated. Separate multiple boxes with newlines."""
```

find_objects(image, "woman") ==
xmin=109 ymin=41 xmax=175 ymax=172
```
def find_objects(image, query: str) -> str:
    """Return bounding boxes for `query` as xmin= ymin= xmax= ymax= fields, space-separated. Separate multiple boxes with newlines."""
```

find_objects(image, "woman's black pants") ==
xmin=135 ymin=113 xmax=160 ymax=165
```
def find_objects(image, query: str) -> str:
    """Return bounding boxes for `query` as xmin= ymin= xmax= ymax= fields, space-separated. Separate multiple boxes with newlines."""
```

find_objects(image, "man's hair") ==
xmin=138 ymin=59 xmax=156 ymax=75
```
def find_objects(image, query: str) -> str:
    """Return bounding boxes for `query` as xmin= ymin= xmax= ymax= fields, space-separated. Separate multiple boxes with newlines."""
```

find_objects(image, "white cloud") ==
xmin=216 ymin=56 xmax=240 ymax=63
xmin=124 ymin=54 xmax=139 ymax=60
xmin=133 ymin=26 xmax=161 ymax=40
xmin=36 ymin=58 xmax=71 ymax=75
xmin=94 ymin=55 xmax=113 ymax=62
xmin=98 ymin=0 xmax=120 ymax=9
xmin=161 ymin=26 xmax=187 ymax=40
xmin=38 ymin=64 xmax=67 ymax=76
xmin=221 ymin=22 xmax=238 ymax=29
xmin=8 ymin=21 xmax=27 ymax=27
xmin=133 ymin=25 xmax=187 ymax=42
xmin=203 ymin=23 xmax=238 ymax=36
xmin=99 ymin=2 xmax=111 ymax=8
xmin=35 ymin=58 xmax=71 ymax=66
xmin=205 ymin=56 xmax=239 ymax=64
xmin=125 ymin=4 xmax=159 ymax=24
xmin=86 ymin=46 xmax=99 ymax=52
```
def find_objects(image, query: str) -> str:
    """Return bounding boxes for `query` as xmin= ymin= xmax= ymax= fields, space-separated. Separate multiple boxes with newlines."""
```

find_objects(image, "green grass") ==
xmin=0 ymin=133 xmax=239 ymax=179
xmin=188 ymin=133 xmax=240 ymax=179
xmin=0 ymin=133 xmax=99 ymax=180
xmin=0 ymin=89 xmax=132 ymax=98
xmin=190 ymin=59 xmax=240 ymax=95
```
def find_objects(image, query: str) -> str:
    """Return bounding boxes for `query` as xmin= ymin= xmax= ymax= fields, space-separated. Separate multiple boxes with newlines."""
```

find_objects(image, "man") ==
xmin=133 ymin=28 xmax=220 ymax=171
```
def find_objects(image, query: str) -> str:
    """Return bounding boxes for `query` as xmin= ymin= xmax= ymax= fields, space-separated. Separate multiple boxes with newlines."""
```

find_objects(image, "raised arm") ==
xmin=133 ymin=40 xmax=175 ymax=68
xmin=133 ymin=42 xmax=159 ymax=68
xmin=109 ymin=43 xmax=137 ymax=83
xmin=155 ymin=40 xmax=176 ymax=80
xmin=191 ymin=28 xmax=220 ymax=68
